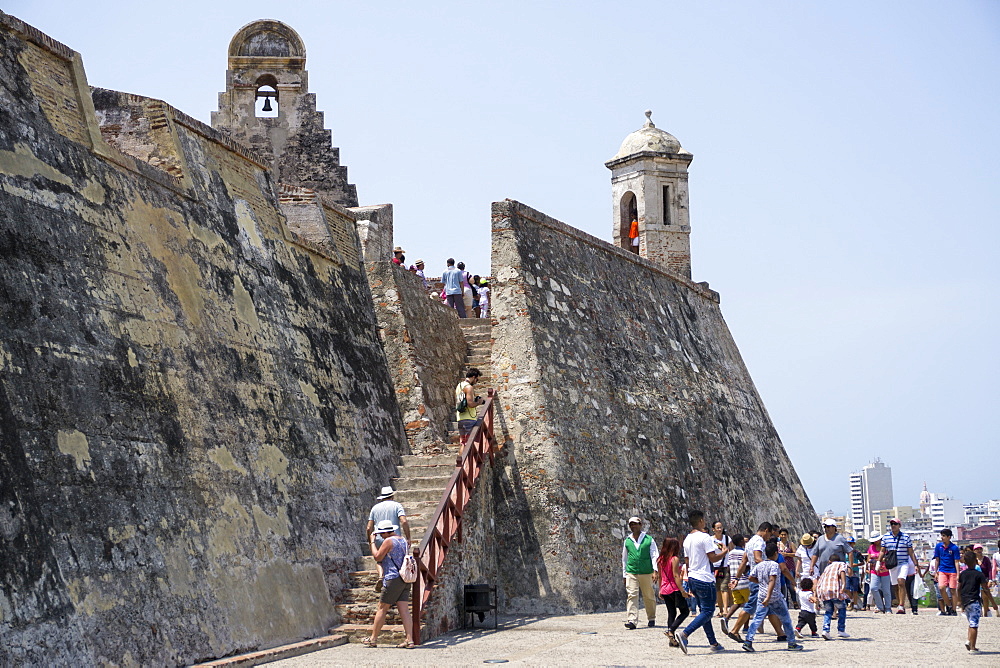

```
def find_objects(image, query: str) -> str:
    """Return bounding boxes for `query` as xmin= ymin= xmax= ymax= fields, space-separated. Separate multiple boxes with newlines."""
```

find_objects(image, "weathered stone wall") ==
xmin=489 ymin=199 xmax=816 ymax=613
xmin=367 ymin=262 xmax=467 ymax=449
xmin=0 ymin=15 xmax=406 ymax=665
xmin=350 ymin=203 xmax=393 ymax=263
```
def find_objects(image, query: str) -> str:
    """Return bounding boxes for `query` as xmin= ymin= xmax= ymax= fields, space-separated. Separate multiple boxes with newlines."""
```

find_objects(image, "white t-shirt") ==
xmin=684 ymin=531 xmax=718 ymax=583
xmin=798 ymin=589 xmax=817 ymax=613
xmin=795 ymin=544 xmax=817 ymax=580
xmin=746 ymin=534 xmax=766 ymax=563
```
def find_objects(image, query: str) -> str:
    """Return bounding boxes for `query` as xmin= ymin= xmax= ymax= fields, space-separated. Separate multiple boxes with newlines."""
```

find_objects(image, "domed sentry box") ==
xmin=463 ymin=583 xmax=498 ymax=630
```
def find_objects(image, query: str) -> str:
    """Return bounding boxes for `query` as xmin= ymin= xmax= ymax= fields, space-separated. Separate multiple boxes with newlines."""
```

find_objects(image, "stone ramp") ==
xmin=332 ymin=323 xmax=492 ymax=643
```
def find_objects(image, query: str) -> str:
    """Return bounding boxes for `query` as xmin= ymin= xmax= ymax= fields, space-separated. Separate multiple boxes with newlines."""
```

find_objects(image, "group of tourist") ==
xmin=441 ymin=258 xmax=489 ymax=318
xmin=623 ymin=512 xmax=997 ymax=653
xmin=391 ymin=250 xmax=491 ymax=318
xmin=358 ymin=366 xmax=488 ymax=649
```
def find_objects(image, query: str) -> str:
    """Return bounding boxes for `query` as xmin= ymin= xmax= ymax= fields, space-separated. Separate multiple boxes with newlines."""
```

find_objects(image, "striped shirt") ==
xmin=881 ymin=531 xmax=913 ymax=565
xmin=727 ymin=548 xmax=749 ymax=589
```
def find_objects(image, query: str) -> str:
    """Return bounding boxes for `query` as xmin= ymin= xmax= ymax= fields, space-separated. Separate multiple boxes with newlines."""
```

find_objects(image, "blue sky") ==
xmin=8 ymin=1 xmax=999 ymax=518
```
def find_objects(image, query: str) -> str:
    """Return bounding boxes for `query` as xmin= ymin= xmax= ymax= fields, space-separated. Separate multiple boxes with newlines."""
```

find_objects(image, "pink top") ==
xmin=660 ymin=556 xmax=681 ymax=595
xmin=868 ymin=545 xmax=889 ymax=576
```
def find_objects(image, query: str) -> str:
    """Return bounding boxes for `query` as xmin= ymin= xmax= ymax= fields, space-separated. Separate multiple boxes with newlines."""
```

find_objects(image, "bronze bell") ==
xmin=261 ymin=96 xmax=273 ymax=112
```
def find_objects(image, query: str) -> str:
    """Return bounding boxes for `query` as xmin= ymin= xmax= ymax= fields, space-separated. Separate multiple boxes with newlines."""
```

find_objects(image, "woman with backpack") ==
xmin=363 ymin=520 xmax=415 ymax=649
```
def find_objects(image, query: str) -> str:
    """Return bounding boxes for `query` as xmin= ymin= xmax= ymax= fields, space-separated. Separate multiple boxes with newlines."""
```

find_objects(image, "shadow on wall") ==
xmin=492 ymin=451 xmax=569 ymax=614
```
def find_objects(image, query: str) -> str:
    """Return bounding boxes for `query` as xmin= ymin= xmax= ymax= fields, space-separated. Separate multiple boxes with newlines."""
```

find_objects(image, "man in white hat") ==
xmin=622 ymin=516 xmax=659 ymax=629
xmin=366 ymin=486 xmax=410 ymax=591
xmin=809 ymin=518 xmax=850 ymax=579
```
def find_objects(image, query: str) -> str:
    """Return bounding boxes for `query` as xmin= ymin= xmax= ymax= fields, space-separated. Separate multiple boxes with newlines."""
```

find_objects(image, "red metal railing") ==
xmin=411 ymin=388 xmax=498 ymax=645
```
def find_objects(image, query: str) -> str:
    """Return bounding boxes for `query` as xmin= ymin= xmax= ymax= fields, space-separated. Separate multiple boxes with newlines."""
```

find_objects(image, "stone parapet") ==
xmin=366 ymin=262 xmax=467 ymax=450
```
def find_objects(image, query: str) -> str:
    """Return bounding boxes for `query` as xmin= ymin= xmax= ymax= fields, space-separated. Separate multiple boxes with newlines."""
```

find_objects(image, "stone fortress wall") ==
xmin=0 ymin=11 xmax=818 ymax=663
xmin=489 ymin=199 xmax=816 ymax=613
xmin=0 ymin=14 xmax=408 ymax=665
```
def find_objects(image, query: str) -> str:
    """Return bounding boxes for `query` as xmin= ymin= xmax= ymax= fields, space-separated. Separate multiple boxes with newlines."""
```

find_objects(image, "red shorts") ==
xmin=936 ymin=571 xmax=958 ymax=589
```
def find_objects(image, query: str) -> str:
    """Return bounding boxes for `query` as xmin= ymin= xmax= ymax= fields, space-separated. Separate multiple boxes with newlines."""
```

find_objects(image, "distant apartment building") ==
xmin=848 ymin=459 xmax=893 ymax=537
xmin=965 ymin=500 xmax=1000 ymax=527
xmin=872 ymin=506 xmax=918 ymax=536
xmin=928 ymin=493 xmax=965 ymax=531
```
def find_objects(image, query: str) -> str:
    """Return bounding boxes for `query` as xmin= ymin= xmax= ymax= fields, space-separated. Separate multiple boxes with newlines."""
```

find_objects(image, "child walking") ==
xmin=720 ymin=534 xmax=750 ymax=641
xmin=816 ymin=553 xmax=850 ymax=640
xmin=960 ymin=549 xmax=990 ymax=652
xmin=741 ymin=543 xmax=804 ymax=652
xmin=795 ymin=577 xmax=818 ymax=637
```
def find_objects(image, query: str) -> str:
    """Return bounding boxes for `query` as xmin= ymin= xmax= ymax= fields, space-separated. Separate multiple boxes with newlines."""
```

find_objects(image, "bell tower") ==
xmin=212 ymin=20 xmax=357 ymax=206
xmin=606 ymin=111 xmax=693 ymax=278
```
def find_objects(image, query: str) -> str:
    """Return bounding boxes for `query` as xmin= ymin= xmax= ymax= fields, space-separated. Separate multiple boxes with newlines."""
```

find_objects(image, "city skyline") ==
xmin=838 ymin=457 xmax=998 ymax=534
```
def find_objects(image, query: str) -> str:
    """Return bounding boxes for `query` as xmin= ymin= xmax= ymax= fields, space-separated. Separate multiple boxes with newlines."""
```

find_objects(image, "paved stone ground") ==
xmin=272 ymin=608 xmax=999 ymax=667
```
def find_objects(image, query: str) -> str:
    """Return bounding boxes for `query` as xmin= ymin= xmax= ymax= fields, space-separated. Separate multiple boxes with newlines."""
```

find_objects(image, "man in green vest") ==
xmin=623 ymin=516 xmax=660 ymax=629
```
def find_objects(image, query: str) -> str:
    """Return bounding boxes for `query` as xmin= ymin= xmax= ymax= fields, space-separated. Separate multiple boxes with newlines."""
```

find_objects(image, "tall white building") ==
xmin=848 ymin=459 xmax=894 ymax=537
xmin=849 ymin=473 xmax=865 ymax=537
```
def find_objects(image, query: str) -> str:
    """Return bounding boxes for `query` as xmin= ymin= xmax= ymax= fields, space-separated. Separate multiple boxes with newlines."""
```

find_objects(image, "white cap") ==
xmin=822 ymin=518 xmax=838 ymax=527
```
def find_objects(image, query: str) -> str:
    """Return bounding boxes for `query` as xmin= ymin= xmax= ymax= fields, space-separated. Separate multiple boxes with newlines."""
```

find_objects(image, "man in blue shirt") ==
xmin=442 ymin=258 xmax=466 ymax=317
xmin=933 ymin=528 xmax=961 ymax=616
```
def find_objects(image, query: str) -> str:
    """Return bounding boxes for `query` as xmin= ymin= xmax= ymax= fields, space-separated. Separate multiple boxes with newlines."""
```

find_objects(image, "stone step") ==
xmin=348 ymin=570 xmax=380 ymax=588
xmin=401 ymin=454 xmax=459 ymax=467
xmin=332 ymin=624 xmax=409 ymax=645
xmin=336 ymin=603 xmax=404 ymax=625
xmin=396 ymin=462 xmax=456 ymax=477
xmin=465 ymin=353 xmax=491 ymax=362
xmin=392 ymin=474 xmax=452 ymax=490
xmin=192 ymin=634 xmax=348 ymax=666
xmin=395 ymin=487 xmax=443 ymax=504
xmin=466 ymin=337 xmax=492 ymax=346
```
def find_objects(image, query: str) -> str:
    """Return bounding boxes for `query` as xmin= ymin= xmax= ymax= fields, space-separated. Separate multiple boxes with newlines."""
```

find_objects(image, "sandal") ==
xmin=396 ymin=641 xmax=415 ymax=649
xmin=361 ymin=637 xmax=376 ymax=648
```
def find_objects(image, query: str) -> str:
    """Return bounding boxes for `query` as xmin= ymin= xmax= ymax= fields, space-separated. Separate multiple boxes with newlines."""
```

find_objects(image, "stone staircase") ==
xmin=450 ymin=318 xmax=494 ymax=443
xmin=331 ymin=318 xmax=492 ymax=644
